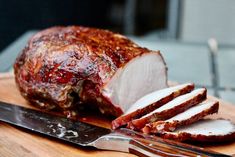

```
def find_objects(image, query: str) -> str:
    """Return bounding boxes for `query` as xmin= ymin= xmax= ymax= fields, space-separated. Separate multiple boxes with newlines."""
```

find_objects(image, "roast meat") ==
xmin=161 ymin=119 xmax=235 ymax=142
xmin=127 ymin=88 xmax=207 ymax=130
xmin=14 ymin=26 xmax=167 ymax=117
xmin=112 ymin=83 xmax=195 ymax=129
xmin=143 ymin=100 xmax=219 ymax=133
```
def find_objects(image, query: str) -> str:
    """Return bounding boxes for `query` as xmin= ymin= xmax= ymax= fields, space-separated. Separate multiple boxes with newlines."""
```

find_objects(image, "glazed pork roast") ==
xmin=112 ymin=83 xmax=195 ymax=129
xmin=127 ymin=88 xmax=207 ymax=130
xmin=14 ymin=26 xmax=235 ymax=142
xmin=14 ymin=26 xmax=167 ymax=117
xmin=112 ymin=85 xmax=235 ymax=142
xmin=142 ymin=100 xmax=219 ymax=133
xmin=161 ymin=119 xmax=235 ymax=142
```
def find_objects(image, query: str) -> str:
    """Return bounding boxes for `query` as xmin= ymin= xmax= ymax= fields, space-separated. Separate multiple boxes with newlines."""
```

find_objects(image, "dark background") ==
xmin=0 ymin=0 xmax=167 ymax=51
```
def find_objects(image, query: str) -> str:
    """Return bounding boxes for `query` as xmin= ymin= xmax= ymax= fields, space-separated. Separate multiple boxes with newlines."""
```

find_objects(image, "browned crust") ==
xmin=111 ymin=83 xmax=195 ymax=129
xmin=127 ymin=88 xmax=207 ymax=131
xmin=160 ymin=119 xmax=235 ymax=142
xmin=143 ymin=101 xmax=219 ymax=134
xmin=161 ymin=131 xmax=235 ymax=142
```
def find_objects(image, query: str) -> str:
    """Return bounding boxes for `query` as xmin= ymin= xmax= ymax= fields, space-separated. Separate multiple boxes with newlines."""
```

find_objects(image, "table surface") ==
xmin=1 ymin=30 xmax=235 ymax=104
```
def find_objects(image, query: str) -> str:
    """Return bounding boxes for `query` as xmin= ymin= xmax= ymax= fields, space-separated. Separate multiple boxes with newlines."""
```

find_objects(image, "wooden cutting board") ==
xmin=0 ymin=73 xmax=235 ymax=157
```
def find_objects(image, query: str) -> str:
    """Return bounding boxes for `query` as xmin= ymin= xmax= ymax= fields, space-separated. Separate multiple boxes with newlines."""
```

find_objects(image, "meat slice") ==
xmin=112 ymin=83 xmax=194 ymax=129
xmin=127 ymin=88 xmax=207 ymax=130
xmin=160 ymin=119 xmax=235 ymax=142
xmin=14 ymin=26 xmax=167 ymax=117
xmin=142 ymin=100 xmax=219 ymax=134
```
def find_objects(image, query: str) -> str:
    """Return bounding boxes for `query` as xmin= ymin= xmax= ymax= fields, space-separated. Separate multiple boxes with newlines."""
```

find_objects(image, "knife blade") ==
xmin=0 ymin=101 xmax=230 ymax=157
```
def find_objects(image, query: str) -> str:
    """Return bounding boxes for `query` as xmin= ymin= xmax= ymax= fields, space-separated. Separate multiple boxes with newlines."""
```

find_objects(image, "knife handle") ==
xmin=129 ymin=137 xmax=208 ymax=157
xmin=92 ymin=128 xmax=230 ymax=157
xmin=129 ymin=137 xmax=197 ymax=157
xmin=124 ymin=129 xmax=231 ymax=157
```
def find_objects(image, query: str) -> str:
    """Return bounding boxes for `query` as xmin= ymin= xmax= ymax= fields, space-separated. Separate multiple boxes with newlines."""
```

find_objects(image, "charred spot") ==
xmin=69 ymin=90 xmax=80 ymax=104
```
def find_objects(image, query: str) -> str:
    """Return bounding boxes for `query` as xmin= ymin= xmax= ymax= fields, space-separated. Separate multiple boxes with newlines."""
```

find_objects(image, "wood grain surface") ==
xmin=0 ymin=73 xmax=234 ymax=157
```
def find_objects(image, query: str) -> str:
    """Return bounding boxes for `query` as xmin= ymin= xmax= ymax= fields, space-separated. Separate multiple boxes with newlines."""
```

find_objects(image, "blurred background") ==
xmin=0 ymin=0 xmax=235 ymax=103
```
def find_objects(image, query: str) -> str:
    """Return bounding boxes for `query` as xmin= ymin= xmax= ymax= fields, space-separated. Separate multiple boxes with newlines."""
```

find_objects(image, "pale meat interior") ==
xmin=141 ymin=88 xmax=206 ymax=118
xmin=125 ymin=83 xmax=193 ymax=114
xmin=166 ymin=100 xmax=217 ymax=123
xmin=169 ymin=119 xmax=235 ymax=136
xmin=102 ymin=53 xmax=167 ymax=112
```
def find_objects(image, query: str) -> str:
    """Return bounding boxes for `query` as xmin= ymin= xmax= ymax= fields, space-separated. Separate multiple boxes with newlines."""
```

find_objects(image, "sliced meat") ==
xmin=111 ymin=83 xmax=195 ymax=129
xmin=143 ymin=100 xmax=219 ymax=134
xmin=127 ymin=88 xmax=207 ymax=130
xmin=14 ymin=26 xmax=167 ymax=117
xmin=160 ymin=119 xmax=235 ymax=142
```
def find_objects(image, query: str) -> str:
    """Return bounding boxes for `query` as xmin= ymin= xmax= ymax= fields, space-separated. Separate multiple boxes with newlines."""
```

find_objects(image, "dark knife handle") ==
xmin=130 ymin=138 xmax=196 ymax=157
xmin=91 ymin=128 xmax=230 ymax=156
xmin=129 ymin=138 xmax=228 ymax=157
xmin=119 ymin=128 xmax=231 ymax=157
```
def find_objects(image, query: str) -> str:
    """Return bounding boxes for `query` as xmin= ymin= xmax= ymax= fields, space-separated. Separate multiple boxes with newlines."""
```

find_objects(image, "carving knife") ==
xmin=0 ymin=101 xmax=230 ymax=157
